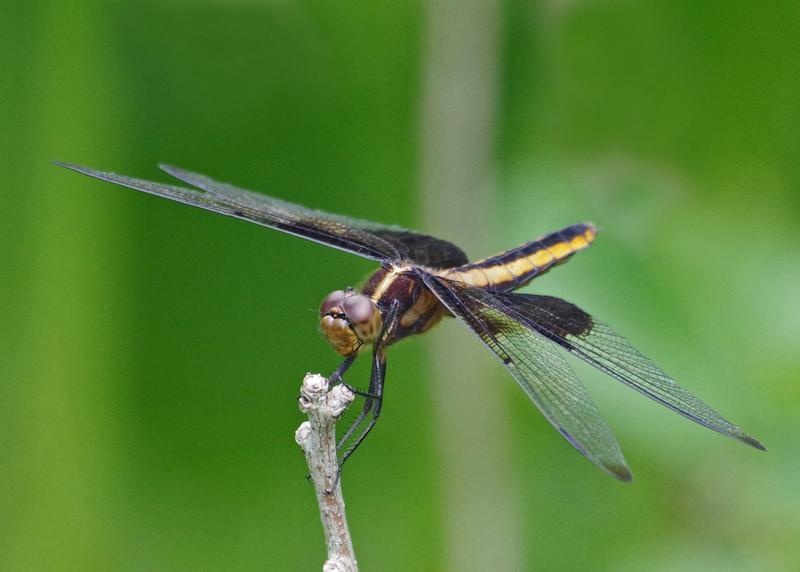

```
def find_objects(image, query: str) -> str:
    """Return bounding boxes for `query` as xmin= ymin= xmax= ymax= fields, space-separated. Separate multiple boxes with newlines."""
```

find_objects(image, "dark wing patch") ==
xmin=159 ymin=164 xmax=469 ymax=268
xmin=523 ymin=295 xmax=594 ymax=338
xmin=56 ymin=162 xmax=468 ymax=268
xmin=373 ymin=230 xmax=468 ymax=269
xmin=422 ymin=274 xmax=632 ymax=481
xmin=491 ymin=293 xmax=766 ymax=451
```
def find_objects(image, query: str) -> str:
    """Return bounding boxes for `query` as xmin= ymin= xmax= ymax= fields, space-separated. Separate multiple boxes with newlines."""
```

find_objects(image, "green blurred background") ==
xmin=2 ymin=1 xmax=798 ymax=570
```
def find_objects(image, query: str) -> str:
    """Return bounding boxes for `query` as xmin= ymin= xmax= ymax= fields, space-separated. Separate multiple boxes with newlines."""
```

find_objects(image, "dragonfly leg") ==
xmin=333 ymin=301 xmax=400 ymax=486
xmin=335 ymin=300 xmax=400 ymax=468
xmin=331 ymin=352 xmax=382 ymax=397
xmin=336 ymin=370 xmax=377 ymax=450
xmin=328 ymin=352 xmax=358 ymax=385
xmin=334 ymin=347 xmax=386 ymax=486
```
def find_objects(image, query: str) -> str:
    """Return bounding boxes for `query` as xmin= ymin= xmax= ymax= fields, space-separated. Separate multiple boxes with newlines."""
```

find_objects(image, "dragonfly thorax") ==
xmin=319 ymin=289 xmax=383 ymax=355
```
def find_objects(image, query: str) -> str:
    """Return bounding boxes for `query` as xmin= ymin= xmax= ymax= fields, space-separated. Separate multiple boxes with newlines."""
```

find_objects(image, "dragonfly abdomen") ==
xmin=438 ymin=223 xmax=596 ymax=292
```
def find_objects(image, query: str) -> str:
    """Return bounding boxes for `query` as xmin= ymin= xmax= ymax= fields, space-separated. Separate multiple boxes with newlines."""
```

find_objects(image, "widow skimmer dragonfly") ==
xmin=57 ymin=162 xmax=764 ymax=481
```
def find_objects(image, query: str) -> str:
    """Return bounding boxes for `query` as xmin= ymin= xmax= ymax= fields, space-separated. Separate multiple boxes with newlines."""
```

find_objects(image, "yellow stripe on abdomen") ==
xmin=438 ymin=224 xmax=596 ymax=291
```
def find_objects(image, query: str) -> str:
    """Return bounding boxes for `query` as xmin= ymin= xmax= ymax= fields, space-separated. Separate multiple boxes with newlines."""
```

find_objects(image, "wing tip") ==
xmin=742 ymin=434 xmax=767 ymax=452
xmin=605 ymin=462 xmax=634 ymax=482
xmin=53 ymin=161 xmax=107 ymax=179
xmin=159 ymin=163 xmax=193 ymax=182
xmin=158 ymin=163 xmax=182 ymax=175
xmin=159 ymin=163 xmax=210 ymax=190
xmin=559 ymin=427 xmax=633 ymax=482
xmin=53 ymin=160 xmax=85 ymax=172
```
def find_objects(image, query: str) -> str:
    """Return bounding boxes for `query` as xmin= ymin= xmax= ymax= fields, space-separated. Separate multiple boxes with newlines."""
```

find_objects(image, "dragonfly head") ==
xmin=319 ymin=290 xmax=383 ymax=355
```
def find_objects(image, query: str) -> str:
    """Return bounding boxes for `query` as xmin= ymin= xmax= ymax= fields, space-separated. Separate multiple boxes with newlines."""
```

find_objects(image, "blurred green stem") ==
xmin=419 ymin=0 xmax=523 ymax=569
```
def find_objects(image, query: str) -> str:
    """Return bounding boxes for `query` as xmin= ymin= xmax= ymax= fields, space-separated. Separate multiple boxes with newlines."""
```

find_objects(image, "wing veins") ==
xmin=57 ymin=162 xmax=469 ymax=267
xmin=488 ymin=293 xmax=765 ymax=450
xmin=421 ymin=273 xmax=631 ymax=481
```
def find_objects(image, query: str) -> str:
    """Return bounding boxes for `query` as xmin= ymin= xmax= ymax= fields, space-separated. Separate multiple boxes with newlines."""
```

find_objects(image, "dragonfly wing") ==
xmin=422 ymin=274 xmax=632 ymax=481
xmin=159 ymin=164 xmax=468 ymax=268
xmin=57 ymin=162 xmax=468 ymax=267
xmin=489 ymin=293 xmax=765 ymax=450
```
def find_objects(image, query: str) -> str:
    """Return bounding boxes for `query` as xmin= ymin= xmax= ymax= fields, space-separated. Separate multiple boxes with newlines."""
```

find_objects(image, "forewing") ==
xmin=422 ymin=274 xmax=632 ymax=481
xmin=159 ymin=165 xmax=468 ymax=268
xmin=56 ymin=162 xmax=468 ymax=267
xmin=491 ymin=293 xmax=765 ymax=450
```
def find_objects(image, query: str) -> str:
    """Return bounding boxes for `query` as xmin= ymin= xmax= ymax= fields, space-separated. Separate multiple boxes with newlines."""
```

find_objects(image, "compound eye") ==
xmin=320 ymin=290 xmax=346 ymax=316
xmin=342 ymin=294 xmax=375 ymax=324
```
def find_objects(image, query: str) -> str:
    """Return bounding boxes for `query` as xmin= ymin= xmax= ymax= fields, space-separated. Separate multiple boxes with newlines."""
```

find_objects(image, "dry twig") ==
xmin=295 ymin=373 xmax=357 ymax=572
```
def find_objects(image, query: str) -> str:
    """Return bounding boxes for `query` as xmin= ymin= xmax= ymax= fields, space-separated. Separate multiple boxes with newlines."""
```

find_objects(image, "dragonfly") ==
xmin=57 ymin=162 xmax=765 ymax=481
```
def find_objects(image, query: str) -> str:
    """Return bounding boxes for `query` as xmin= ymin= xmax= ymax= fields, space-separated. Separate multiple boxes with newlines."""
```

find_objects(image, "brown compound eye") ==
xmin=342 ymin=294 xmax=375 ymax=324
xmin=320 ymin=290 xmax=346 ymax=316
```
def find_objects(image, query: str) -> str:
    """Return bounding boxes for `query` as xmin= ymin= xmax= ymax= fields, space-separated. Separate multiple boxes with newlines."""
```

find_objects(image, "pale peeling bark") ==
xmin=295 ymin=373 xmax=357 ymax=572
